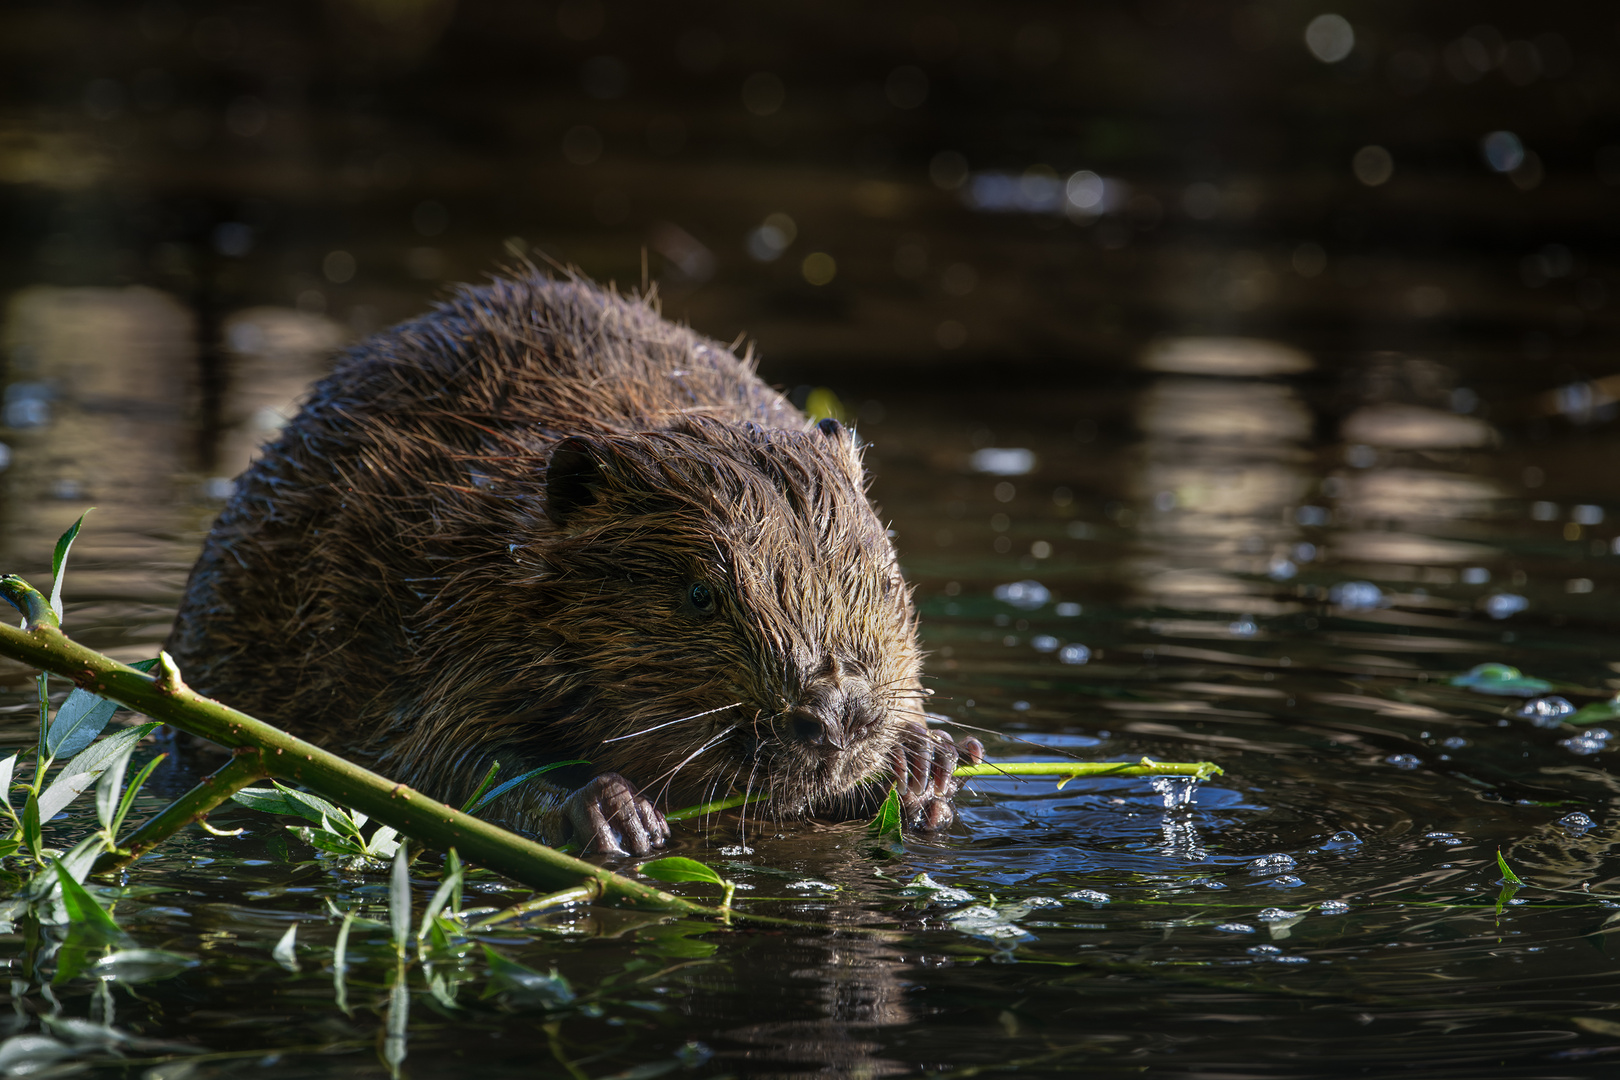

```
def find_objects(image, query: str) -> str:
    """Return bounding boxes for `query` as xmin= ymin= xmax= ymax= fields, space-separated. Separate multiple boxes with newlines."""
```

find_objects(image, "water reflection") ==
xmin=1129 ymin=337 xmax=1314 ymax=619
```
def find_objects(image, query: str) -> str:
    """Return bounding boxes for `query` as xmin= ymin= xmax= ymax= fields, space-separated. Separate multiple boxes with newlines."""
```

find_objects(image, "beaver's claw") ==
xmin=892 ymin=723 xmax=983 ymax=832
xmin=564 ymin=773 xmax=669 ymax=856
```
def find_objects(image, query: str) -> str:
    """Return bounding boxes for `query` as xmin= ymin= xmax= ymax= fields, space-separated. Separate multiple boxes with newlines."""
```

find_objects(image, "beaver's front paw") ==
xmin=564 ymin=773 xmax=669 ymax=856
xmin=892 ymin=723 xmax=984 ymax=831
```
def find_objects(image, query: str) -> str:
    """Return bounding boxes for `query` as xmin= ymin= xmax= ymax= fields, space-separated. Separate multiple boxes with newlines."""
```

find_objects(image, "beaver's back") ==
xmin=167 ymin=277 xmax=805 ymax=752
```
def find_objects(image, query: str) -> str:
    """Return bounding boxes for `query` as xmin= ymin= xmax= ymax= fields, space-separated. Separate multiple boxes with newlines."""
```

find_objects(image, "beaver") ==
xmin=166 ymin=273 xmax=980 ymax=855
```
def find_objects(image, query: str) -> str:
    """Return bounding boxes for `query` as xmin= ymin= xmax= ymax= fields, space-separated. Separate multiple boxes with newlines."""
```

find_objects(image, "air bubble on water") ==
xmin=1151 ymin=775 xmax=1198 ymax=809
xmin=1195 ymin=878 xmax=1228 ymax=890
xmin=1424 ymin=832 xmax=1453 ymax=839
xmin=1258 ymin=907 xmax=1301 ymax=923
xmin=1012 ymin=700 xmax=1031 ymax=711
xmin=1247 ymin=944 xmax=1282 ymax=955
xmin=1559 ymin=811 xmax=1596 ymax=831
xmin=1328 ymin=831 xmax=1361 ymax=845
xmin=945 ymin=905 xmax=1035 ymax=941
xmin=1268 ymin=875 xmax=1306 ymax=888
xmin=1561 ymin=732 xmax=1610 ymax=756
xmin=1318 ymin=900 xmax=1351 ymax=914
xmin=785 ymin=879 xmax=838 ymax=892
xmin=899 ymin=873 xmax=975 ymax=904
xmin=1267 ymin=557 xmax=1297 ymax=581
xmin=719 ymin=845 xmax=754 ymax=856
xmin=1058 ymin=644 xmax=1091 ymax=665
xmin=1030 ymin=634 xmax=1060 ymax=653
xmin=1517 ymin=696 xmax=1574 ymax=727
xmin=1063 ymin=889 xmax=1111 ymax=905
xmin=1248 ymin=853 xmax=1297 ymax=875
xmin=1024 ymin=896 xmax=1063 ymax=909
xmin=1271 ymin=954 xmax=1310 ymax=964
xmin=1330 ymin=580 xmax=1384 ymax=610
xmin=993 ymin=580 xmax=1050 ymax=610
xmin=1441 ymin=736 xmax=1468 ymax=749
xmin=1485 ymin=593 xmax=1529 ymax=620
xmin=1229 ymin=618 xmax=1258 ymax=637
xmin=1385 ymin=753 xmax=1422 ymax=770
xmin=1215 ymin=922 xmax=1256 ymax=934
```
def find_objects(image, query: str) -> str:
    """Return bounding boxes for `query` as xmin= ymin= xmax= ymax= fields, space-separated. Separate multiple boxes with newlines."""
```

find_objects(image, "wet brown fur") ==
xmin=166 ymin=275 xmax=935 ymax=841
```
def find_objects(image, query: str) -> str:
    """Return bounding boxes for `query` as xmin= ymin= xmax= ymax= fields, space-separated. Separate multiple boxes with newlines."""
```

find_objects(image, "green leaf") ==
xmin=0 ymin=752 xmax=14 ymax=816
xmin=22 ymin=792 xmax=41 ymax=859
xmin=112 ymin=752 xmax=166 ymax=837
xmin=45 ymin=660 xmax=157 ymax=762
xmin=419 ymin=851 xmax=464 ymax=941
xmin=1569 ymin=697 xmax=1620 ymax=726
xmin=472 ymin=760 xmax=587 ymax=813
xmin=46 ymin=692 xmax=120 ymax=761
xmin=639 ymin=856 xmax=724 ymax=887
xmin=389 ymin=848 xmax=411 ymax=952
xmin=867 ymin=786 xmax=903 ymax=839
xmin=52 ymin=859 xmax=126 ymax=943
xmin=35 ymin=722 xmax=160 ymax=823
xmin=480 ymin=945 xmax=574 ymax=1009
xmin=234 ymin=783 xmax=360 ymax=838
xmin=272 ymin=923 xmax=298 ymax=970
xmin=459 ymin=760 xmax=503 ymax=813
xmin=1449 ymin=663 xmax=1553 ymax=697
xmin=49 ymin=510 xmax=92 ymax=624
xmin=1496 ymin=849 xmax=1524 ymax=885
xmin=93 ymin=738 xmax=137 ymax=833
xmin=287 ymin=826 xmax=366 ymax=858
xmin=366 ymin=825 xmax=401 ymax=860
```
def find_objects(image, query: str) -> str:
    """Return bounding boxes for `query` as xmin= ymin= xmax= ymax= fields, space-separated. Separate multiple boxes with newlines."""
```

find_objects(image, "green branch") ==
xmin=953 ymin=757 xmax=1224 ymax=782
xmin=0 ymin=576 xmax=706 ymax=915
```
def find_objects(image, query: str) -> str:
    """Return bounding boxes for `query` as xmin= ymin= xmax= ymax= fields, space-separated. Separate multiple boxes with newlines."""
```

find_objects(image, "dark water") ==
xmin=5 ymin=333 xmax=1620 ymax=1077
xmin=6 ymin=1 xmax=1620 ymax=1076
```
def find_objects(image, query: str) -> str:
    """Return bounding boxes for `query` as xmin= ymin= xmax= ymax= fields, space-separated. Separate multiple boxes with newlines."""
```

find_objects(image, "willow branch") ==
xmin=0 ymin=577 xmax=705 ymax=914
xmin=99 ymin=749 xmax=267 ymax=869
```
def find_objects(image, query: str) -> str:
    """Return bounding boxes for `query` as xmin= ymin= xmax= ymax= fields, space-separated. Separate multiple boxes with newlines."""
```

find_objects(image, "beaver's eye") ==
xmin=687 ymin=582 xmax=715 ymax=614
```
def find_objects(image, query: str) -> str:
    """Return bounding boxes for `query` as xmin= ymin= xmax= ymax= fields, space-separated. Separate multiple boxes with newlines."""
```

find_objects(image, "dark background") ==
xmin=2 ymin=0 xmax=1618 ymax=458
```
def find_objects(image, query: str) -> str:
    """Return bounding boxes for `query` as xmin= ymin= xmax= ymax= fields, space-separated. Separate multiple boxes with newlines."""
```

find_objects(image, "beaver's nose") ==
xmin=787 ymin=708 xmax=848 ymax=751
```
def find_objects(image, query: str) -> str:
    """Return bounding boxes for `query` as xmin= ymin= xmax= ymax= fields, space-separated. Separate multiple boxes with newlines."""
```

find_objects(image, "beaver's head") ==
xmin=527 ymin=415 xmax=924 ymax=815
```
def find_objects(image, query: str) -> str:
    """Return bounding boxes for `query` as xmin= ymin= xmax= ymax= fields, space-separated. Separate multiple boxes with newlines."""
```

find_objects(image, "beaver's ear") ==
xmin=545 ymin=436 xmax=608 ymax=526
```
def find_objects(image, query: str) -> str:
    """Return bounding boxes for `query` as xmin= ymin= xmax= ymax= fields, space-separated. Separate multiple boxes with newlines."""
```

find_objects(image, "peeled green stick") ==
xmin=667 ymin=756 xmax=1223 ymax=819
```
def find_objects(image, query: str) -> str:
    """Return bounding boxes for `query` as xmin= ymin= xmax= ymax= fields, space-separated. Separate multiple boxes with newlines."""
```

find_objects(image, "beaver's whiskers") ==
xmin=600 ymin=701 xmax=745 ymax=744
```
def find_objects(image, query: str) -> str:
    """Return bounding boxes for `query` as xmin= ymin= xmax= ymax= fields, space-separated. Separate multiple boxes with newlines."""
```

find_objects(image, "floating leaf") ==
xmin=1496 ymin=849 xmax=1524 ymax=886
xmin=48 ymin=510 xmax=92 ymax=624
xmin=639 ymin=856 xmax=724 ymax=887
xmin=35 ymin=722 xmax=160 ymax=823
xmin=1450 ymin=663 xmax=1553 ymax=697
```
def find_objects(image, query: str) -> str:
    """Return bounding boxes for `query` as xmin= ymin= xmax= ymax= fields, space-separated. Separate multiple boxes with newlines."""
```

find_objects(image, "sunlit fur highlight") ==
xmin=167 ymin=274 xmax=927 ymax=840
